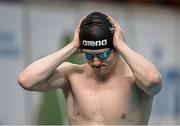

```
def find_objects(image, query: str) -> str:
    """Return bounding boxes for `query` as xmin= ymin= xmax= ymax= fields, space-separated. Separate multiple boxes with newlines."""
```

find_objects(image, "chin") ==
xmin=94 ymin=68 xmax=110 ymax=76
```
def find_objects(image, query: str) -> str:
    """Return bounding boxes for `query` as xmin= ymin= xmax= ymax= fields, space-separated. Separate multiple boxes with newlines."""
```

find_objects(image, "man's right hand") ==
xmin=72 ymin=17 xmax=85 ymax=48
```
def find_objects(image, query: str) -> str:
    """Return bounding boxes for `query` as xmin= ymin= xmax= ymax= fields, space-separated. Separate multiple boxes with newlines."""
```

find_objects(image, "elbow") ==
xmin=146 ymin=81 xmax=162 ymax=96
xmin=148 ymin=71 xmax=162 ymax=85
xmin=146 ymin=72 xmax=162 ymax=96
xmin=17 ymin=73 xmax=32 ymax=91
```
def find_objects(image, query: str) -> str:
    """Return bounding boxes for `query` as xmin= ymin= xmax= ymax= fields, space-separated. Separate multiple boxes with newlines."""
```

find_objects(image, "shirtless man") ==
xmin=17 ymin=12 xmax=162 ymax=125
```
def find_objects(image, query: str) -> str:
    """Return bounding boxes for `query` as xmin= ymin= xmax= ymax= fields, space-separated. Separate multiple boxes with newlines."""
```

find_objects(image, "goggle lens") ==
xmin=85 ymin=49 xmax=112 ymax=60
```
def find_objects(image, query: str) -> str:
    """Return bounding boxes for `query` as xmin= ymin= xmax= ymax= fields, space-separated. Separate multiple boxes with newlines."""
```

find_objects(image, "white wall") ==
xmin=0 ymin=3 xmax=26 ymax=124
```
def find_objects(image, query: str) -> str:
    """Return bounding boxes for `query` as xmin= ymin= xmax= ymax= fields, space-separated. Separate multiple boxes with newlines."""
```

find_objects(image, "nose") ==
xmin=92 ymin=57 xmax=101 ymax=66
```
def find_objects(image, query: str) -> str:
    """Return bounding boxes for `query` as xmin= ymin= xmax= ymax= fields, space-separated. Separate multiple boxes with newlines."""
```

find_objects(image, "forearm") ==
xmin=108 ymin=16 xmax=162 ymax=95
xmin=18 ymin=43 xmax=77 ymax=88
xmin=117 ymin=42 xmax=162 ymax=95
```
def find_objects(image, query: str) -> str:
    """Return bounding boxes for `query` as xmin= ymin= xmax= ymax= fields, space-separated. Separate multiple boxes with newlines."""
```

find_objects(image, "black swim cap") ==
xmin=80 ymin=12 xmax=114 ymax=50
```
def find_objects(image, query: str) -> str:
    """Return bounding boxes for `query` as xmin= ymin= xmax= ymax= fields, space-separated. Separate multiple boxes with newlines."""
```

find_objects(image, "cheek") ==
xmin=105 ymin=54 xmax=114 ymax=63
xmin=104 ymin=55 xmax=116 ymax=67
xmin=107 ymin=61 xmax=114 ymax=68
xmin=103 ymin=59 xmax=113 ymax=67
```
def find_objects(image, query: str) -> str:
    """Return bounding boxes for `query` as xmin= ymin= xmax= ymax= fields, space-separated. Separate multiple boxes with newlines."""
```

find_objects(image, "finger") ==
xmin=108 ymin=16 xmax=123 ymax=29
xmin=107 ymin=16 xmax=116 ymax=27
xmin=76 ymin=16 xmax=86 ymax=30
xmin=116 ymin=22 xmax=122 ymax=30
xmin=107 ymin=16 xmax=120 ymax=31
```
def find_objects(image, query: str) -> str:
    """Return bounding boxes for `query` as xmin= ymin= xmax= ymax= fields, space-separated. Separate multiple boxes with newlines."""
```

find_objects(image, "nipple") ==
xmin=121 ymin=113 xmax=126 ymax=119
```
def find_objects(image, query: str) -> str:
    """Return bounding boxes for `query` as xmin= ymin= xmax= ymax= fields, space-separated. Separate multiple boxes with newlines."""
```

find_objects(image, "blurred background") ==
xmin=0 ymin=0 xmax=180 ymax=125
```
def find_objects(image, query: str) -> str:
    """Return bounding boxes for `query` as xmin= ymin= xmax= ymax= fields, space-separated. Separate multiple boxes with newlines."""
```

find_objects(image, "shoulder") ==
xmin=57 ymin=62 xmax=86 ymax=76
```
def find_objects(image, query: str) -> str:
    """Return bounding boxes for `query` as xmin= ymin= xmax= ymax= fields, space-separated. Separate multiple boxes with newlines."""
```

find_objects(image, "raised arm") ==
xmin=17 ymin=18 xmax=83 ymax=91
xmin=109 ymin=16 xmax=162 ymax=96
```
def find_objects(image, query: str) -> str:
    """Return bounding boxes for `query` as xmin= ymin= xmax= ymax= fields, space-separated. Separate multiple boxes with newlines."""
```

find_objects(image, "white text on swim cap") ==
xmin=82 ymin=39 xmax=107 ymax=47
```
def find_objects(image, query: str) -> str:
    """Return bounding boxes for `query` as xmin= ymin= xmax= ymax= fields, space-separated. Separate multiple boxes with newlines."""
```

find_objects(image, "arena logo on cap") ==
xmin=82 ymin=39 xmax=107 ymax=47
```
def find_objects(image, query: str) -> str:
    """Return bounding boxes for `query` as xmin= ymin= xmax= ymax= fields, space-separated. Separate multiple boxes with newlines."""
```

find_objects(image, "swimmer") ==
xmin=17 ymin=12 xmax=162 ymax=125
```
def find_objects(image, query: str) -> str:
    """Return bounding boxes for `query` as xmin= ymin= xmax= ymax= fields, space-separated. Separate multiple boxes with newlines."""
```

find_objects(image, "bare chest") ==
xmin=66 ymin=75 xmax=144 ymax=123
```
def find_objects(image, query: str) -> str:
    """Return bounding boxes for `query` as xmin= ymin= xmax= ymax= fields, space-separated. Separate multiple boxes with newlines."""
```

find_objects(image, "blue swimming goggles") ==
xmin=84 ymin=49 xmax=112 ymax=60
